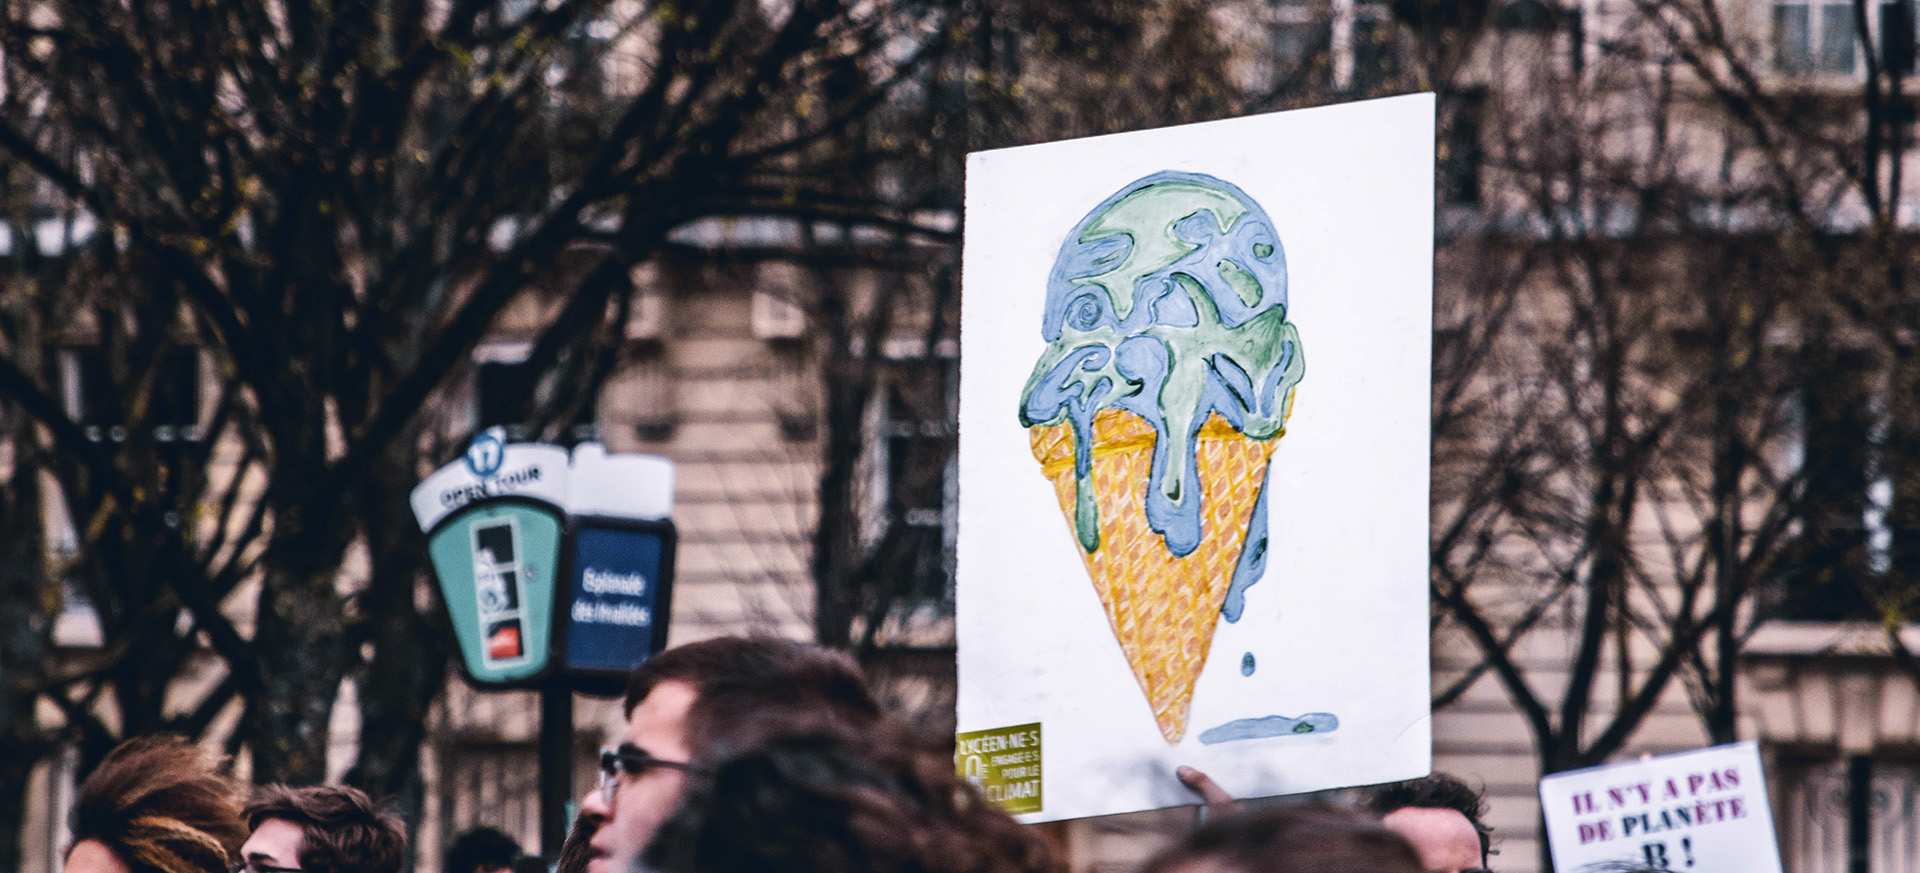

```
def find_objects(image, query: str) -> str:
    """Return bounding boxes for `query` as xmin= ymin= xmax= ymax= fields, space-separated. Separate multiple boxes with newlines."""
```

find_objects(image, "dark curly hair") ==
xmin=644 ymin=718 xmax=1059 ymax=873
xmin=243 ymin=785 xmax=405 ymax=873
xmin=1139 ymin=803 xmax=1423 ymax=873
xmin=445 ymin=826 xmax=520 ymax=873
xmin=71 ymin=735 xmax=248 ymax=873
xmin=1362 ymin=772 xmax=1493 ymax=864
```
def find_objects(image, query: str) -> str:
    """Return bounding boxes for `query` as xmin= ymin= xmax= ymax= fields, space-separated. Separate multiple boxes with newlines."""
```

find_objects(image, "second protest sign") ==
xmin=1539 ymin=741 xmax=1784 ymax=873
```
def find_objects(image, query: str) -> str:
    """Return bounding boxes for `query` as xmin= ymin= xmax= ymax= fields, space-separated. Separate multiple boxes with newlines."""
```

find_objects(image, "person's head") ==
xmin=1139 ymin=803 xmax=1424 ymax=873
xmin=577 ymin=636 xmax=881 ymax=873
xmin=241 ymin=785 xmax=405 ymax=873
xmin=66 ymin=735 xmax=248 ymax=873
xmin=1363 ymin=773 xmax=1493 ymax=873
xmin=445 ymin=827 xmax=520 ymax=873
xmin=643 ymin=720 xmax=1058 ymax=873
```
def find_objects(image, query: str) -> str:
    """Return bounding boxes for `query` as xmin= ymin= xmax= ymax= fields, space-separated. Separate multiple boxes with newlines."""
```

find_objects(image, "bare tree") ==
xmin=0 ymin=2 xmax=951 ymax=850
xmin=1640 ymin=0 xmax=1920 ymax=697
xmin=1426 ymin=1 xmax=1832 ymax=784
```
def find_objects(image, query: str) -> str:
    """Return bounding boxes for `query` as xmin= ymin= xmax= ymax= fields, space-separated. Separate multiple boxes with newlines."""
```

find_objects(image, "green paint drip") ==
xmin=1218 ymin=258 xmax=1263 ymax=307
xmin=1076 ymin=182 xmax=1248 ymax=321
xmin=1075 ymin=473 xmax=1100 ymax=551
xmin=1019 ymin=326 xmax=1137 ymax=554
xmin=1142 ymin=275 xmax=1303 ymax=514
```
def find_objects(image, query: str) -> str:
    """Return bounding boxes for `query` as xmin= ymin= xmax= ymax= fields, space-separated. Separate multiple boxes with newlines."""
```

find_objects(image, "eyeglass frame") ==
xmin=597 ymin=742 xmax=702 ymax=804
xmin=231 ymin=860 xmax=302 ymax=873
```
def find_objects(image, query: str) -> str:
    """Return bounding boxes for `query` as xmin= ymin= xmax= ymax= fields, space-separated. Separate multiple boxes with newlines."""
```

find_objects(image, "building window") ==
xmin=58 ymin=345 xmax=202 ymax=443
xmin=624 ymin=345 xmax=676 ymax=444
xmin=1883 ymin=1 xmax=1916 ymax=74
xmin=1778 ymin=754 xmax=1920 ymax=873
xmin=1772 ymin=348 xmax=1883 ymax=620
xmin=1774 ymin=3 xmax=1859 ymax=74
xmin=1349 ymin=0 xmax=1399 ymax=92
xmin=476 ymin=359 xmax=540 ymax=438
xmin=472 ymin=343 xmax=599 ymax=443
xmin=438 ymin=743 xmax=540 ymax=857
xmin=1440 ymin=88 xmax=1487 ymax=206
xmin=1263 ymin=0 xmax=1332 ymax=87
xmin=855 ymin=364 xmax=956 ymax=611
xmin=1496 ymin=0 xmax=1560 ymax=31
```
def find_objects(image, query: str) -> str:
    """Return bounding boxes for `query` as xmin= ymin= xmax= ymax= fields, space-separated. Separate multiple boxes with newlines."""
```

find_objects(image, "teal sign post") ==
xmin=428 ymin=498 xmax=565 ymax=685
xmin=411 ymin=429 xmax=575 ymax=688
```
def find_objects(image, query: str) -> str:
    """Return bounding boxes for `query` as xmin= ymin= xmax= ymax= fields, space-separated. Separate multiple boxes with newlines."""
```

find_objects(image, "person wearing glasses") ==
xmin=65 ymin=735 xmax=247 ymax=873
xmin=575 ymin=636 xmax=881 ymax=873
xmin=1363 ymin=774 xmax=1496 ymax=873
xmin=237 ymin=785 xmax=404 ymax=873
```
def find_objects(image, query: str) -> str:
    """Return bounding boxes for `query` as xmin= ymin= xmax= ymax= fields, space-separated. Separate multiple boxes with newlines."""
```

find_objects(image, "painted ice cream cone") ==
xmin=1031 ymin=409 xmax=1284 ymax=742
xmin=1020 ymin=171 xmax=1304 ymax=744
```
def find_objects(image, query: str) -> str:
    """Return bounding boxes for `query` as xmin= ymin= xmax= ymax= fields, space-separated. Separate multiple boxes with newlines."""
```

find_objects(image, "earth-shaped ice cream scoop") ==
xmin=1020 ymin=170 xmax=1304 ymax=743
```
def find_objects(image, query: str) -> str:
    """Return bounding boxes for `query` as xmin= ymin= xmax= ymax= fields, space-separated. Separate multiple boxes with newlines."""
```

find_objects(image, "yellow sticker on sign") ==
xmin=956 ymin=722 xmax=1043 ymax=814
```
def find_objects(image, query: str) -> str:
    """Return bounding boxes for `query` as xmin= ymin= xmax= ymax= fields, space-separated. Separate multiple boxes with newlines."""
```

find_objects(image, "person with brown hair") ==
xmin=1138 ymin=804 xmax=1425 ymax=873
xmin=642 ymin=717 xmax=1059 ymax=873
xmin=1362 ymin=773 xmax=1495 ymax=873
xmin=239 ymin=785 xmax=405 ymax=873
xmin=65 ymin=735 xmax=248 ymax=873
xmin=574 ymin=635 xmax=882 ymax=873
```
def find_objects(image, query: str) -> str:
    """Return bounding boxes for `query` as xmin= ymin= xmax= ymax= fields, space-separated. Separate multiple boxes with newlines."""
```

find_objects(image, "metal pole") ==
xmin=539 ymin=681 xmax=573 ymax=860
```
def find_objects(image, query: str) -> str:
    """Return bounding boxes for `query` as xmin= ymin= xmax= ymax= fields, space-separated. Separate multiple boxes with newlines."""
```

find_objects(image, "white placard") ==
xmin=568 ymin=443 xmax=674 ymax=520
xmin=955 ymin=94 xmax=1435 ymax=822
xmin=1539 ymin=741 xmax=1784 ymax=873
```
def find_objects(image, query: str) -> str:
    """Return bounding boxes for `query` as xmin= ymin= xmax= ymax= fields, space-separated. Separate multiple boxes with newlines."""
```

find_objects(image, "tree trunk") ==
xmin=0 ymin=441 xmax=52 ymax=873
xmin=345 ymin=440 xmax=449 ymax=871
xmin=250 ymin=551 xmax=352 ymax=783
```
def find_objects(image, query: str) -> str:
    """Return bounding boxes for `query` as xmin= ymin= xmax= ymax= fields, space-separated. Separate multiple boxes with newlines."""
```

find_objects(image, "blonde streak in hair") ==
xmin=126 ymin=817 xmax=232 ymax=873
xmin=127 ymin=842 xmax=201 ymax=873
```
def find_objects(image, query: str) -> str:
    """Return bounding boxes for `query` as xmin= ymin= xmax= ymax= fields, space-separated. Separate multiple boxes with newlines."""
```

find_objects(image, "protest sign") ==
xmin=955 ymin=94 xmax=1435 ymax=821
xmin=1539 ymin=741 xmax=1784 ymax=873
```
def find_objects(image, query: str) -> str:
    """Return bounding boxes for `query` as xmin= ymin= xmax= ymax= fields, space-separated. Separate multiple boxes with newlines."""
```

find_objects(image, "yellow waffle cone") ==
xmin=1031 ymin=408 xmax=1280 ymax=743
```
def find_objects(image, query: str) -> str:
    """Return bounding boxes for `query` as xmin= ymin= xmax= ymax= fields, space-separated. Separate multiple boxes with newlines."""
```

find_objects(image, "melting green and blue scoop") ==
xmin=1018 ymin=170 xmax=1305 ymax=620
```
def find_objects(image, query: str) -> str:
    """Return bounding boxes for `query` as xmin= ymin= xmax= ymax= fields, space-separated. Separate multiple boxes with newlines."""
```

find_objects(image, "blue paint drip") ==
xmin=1240 ymin=652 xmax=1256 ymax=676
xmin=1221 ymin=466 xmax=1271 ymax=623
xmin=1197 ymin=712 xmax=1340 ymax=745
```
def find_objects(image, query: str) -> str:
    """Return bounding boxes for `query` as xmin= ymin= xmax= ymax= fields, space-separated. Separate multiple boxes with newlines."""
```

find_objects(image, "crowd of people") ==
xmin=60 ymin=636 xmax=1655 ymax=873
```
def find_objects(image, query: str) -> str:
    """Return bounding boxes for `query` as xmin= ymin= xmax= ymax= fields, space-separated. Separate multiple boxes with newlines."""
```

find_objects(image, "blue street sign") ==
xmin=560 ymin=517 xmax=677 ymax=690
